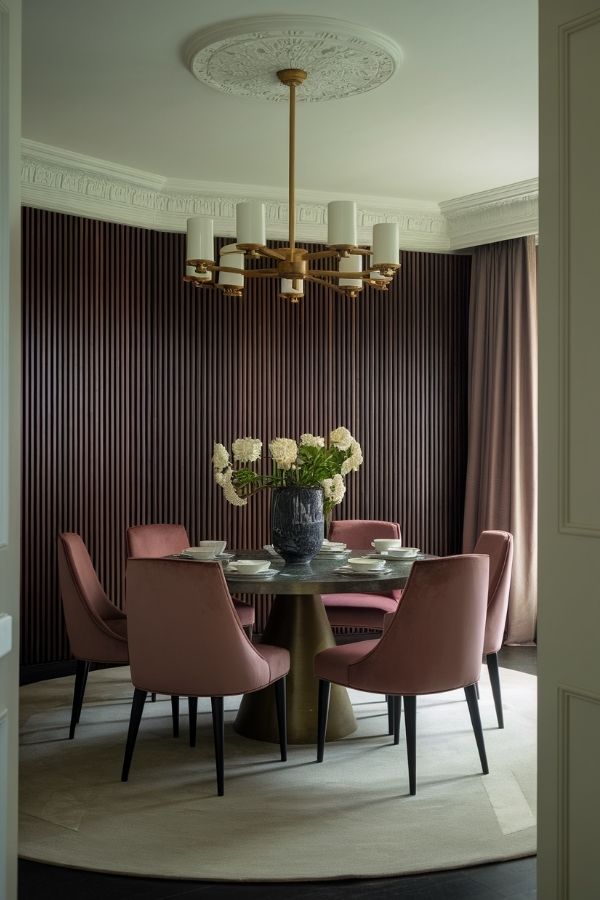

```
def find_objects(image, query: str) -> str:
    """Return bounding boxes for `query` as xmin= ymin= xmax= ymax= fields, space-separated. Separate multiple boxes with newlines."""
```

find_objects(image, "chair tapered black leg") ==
xmin=274 ymin=676 xmax=287 ymax=762
xmin=486 ymin=652 xmax=504 ymax=728
xmin=69 ymin=660 xmax=90 ymax=738
xmin=121 ymin=688 xmax=147 ymax=781
xmin=75 ymin=661 xmax=90 ymax=725
xmin=393 ymin=695 xmax=402 ymax=745
xmin=188 ymin=697 xmax=198 ymax=748
xmin=475 ymin=681 xmax=480 ymax=700
xmin=151 ymin=692 xmax=157 ymax=703
xmin=386 ymin=695 xmax=393 ymax=735
xmin=211 ymin=696 xmax=225 ymax=796
xmin=171 ymin=696 xmax=180 ymax=737
xmin=403 ymin=695 xmax=417 ymax=795
xmin=316 ymin=679 xmax=331 ymax=763
xmin=464 ymin=683 xmax=489 ymax=774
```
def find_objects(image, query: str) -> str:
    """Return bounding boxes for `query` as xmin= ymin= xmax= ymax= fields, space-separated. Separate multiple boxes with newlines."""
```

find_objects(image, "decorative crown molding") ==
xmin=440 ymin=178 xmax=539 ymax=249
xmin=20 ymin=139 xmax=538 ymax=251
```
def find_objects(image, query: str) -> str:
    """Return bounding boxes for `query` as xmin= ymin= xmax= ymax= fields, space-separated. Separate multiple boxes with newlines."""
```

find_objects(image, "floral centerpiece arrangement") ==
xmin=212 ymin=427 xmax=363 ymax=512
xmin=212 ymin=427 xmax=363 ymax=563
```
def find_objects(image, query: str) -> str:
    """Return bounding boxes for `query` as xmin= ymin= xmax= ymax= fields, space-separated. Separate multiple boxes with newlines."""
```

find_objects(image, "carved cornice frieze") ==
xmin=21 ymin=140 xmax=538 ymax=251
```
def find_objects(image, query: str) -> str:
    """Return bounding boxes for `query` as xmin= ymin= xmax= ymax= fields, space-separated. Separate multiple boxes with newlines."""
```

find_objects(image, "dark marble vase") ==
xmin=271 ymin=486 xmax=324 ymax=564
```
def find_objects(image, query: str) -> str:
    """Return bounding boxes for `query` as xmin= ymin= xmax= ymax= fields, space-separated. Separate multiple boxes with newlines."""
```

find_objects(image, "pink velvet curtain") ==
xmin=463 ymin=236 xmax=537 ymax=644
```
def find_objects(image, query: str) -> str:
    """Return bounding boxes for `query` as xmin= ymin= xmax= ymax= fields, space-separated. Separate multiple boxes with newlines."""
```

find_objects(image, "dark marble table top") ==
xmin=174 ymin=549 xmax=432 ymax=595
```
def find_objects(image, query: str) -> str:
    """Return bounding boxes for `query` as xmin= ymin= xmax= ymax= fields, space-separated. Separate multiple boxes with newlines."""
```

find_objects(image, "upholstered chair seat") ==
xmin=57 ymin=532 xmax=129 ymax=739
xmin=126 ymin=523 xmax=255 ymax=630
xmin=122 ymin=558 xmax=290 ymax=796
xmin=315 ymin=555 xmax=490 ymax=795
xmin=321 ymin=519 xmax=403 ymax=630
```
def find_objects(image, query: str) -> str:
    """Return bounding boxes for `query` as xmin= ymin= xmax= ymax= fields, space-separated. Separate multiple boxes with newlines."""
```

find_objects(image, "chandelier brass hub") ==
xmin=277 ymin=68 xmax=308 ymax=88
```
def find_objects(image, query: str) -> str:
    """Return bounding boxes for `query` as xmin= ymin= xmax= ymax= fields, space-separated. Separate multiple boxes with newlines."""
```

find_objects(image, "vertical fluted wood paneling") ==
xmin=21 ymin=209 xmax=470 ymax=665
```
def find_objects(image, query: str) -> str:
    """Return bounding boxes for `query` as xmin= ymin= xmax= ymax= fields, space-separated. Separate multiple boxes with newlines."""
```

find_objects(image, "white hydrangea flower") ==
xmin=341 ymin=439 xmax=363 ymax=476
xmin=322 ymin=474 xmax=346 ymax=505
xmin=330 ymin=473 xmax=346 ymax=504
xmin=215 ymin=470 xmax=227 ymax=486
xmin=212 ymin=442 xmax=230 ymax=472
xmin=269 ymin=437 xmax=298 ymax=470
xmin=329 ymin=426 xmax=354 ymax=451
xmin=220 ymin=470 xmax=247 ymax=507
xmin=232 ymin=436 xmax=262 ymax=463
xmin=300 ymin=433 xmax=325 ymax=448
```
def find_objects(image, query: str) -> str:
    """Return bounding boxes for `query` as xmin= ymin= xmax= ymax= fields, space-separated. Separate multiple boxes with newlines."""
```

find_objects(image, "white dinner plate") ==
xmin=316 ymin=549 xmax=351 ymax=558
xmin=334 ymin=564 xmax=390 ymax=575
xmin=226 ymin=569 xmax=278 ymax=580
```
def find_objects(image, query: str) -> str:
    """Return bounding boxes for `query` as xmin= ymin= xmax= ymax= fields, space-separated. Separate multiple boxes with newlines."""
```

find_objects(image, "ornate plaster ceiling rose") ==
xmin=185 ymin=15 xmax=403 ymax=102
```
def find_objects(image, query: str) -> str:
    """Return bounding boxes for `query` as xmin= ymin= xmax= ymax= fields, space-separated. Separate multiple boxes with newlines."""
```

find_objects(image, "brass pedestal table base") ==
xmin=234 ymin=593 xmax=357 ymax=745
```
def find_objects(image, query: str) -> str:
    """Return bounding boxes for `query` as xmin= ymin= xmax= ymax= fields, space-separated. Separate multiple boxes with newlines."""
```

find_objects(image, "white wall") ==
xmin=0 ymin=1 xmax=21 ymax=898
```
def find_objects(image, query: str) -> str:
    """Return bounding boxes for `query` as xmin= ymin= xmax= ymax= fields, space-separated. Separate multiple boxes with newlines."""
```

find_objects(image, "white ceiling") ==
xmin=22 ymin=0 xmax=538 ymax=205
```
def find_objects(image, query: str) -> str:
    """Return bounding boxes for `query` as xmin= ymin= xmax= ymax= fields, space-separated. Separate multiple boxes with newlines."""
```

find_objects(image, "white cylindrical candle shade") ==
xmin=186 ymin=216 xmax=214 ymax=263
xmin=339 ymin=253 xmax=363 ymax=288
xmin=218 ymin=244 xmax=244 ymax=288
xmin=236 ymin=201 xmax=266 ymax=245
xmin=372 ymin=223 xmax=400 ymax=266
xmin=280 ymin=278 xmax=303 ymax=298
xmin=327 ymin=201 xmax=357 ymax=246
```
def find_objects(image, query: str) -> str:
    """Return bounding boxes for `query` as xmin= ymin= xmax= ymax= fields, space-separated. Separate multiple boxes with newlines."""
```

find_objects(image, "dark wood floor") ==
xmin=19 ymin=646 xmax=537 ymax=900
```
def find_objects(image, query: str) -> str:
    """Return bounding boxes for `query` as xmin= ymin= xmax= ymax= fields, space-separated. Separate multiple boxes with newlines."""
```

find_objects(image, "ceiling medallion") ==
xmin=185 ymin=15 xmax=403 ymax=102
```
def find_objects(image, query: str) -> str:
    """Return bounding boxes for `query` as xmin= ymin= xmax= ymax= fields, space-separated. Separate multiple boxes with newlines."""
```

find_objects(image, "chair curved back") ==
xmin=125 ymin=558 xmax=273 ymax=697
xmin=329 ymin=519 xmax=402 ymax=550
xmin=473 ymin=530 xmax=514 ymax=655
xmin=57 ymin=533 xmax=128 ymax=662
xmin=347 ymin=555 xmax=489 ymax=695
xmin=127 ymin=523 xmax=189 ymax=558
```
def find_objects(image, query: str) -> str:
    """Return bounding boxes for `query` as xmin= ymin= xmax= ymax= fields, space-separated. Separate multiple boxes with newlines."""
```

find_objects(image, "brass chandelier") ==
xmin=184 ymin=68 xmax=401 ymax=303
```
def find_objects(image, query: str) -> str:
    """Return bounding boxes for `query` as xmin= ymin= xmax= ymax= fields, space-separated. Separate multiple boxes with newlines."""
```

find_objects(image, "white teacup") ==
xmin=372 ymin=539 xmax=403 ymax=553
xmin=197 ymin=540 xmax=227 ymax=556
xmin=182 ymin=546 xmax=218 ymax=560
xmin=348 ymin=556 xmax=386 ymax=572
xmin=231 ymin=559 xmax=271 ymax=575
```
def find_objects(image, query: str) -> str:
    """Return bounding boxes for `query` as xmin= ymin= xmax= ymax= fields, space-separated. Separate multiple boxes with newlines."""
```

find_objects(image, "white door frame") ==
xmin=0 ymin=2 xmax=21 ymax=899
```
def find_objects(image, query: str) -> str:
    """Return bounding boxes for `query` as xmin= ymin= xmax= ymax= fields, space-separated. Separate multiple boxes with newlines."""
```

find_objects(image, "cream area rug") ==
xmin=19 ymin=666 xmax=536 ymax=881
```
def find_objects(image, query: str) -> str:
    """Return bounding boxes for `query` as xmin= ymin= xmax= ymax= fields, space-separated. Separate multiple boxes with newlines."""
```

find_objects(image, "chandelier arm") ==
xmin=250 ymin=246 xmax=287 ymax=261
xmin=308 ymin=268 xmax=375 ymax=279
xmin=206 ymin=264 xmax=280 ymax=278
xmin=240 ymin=269 xmax=281 ymax=278
xmin=304 ymin=249 xmax=342 ymax=262
xmin=305 ymin=274 xmax=353 ymax=298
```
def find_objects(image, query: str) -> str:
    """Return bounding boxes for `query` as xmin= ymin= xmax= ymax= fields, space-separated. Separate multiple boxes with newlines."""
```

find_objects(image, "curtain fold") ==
xmin=463 ymin=236 xmax=537 ymax=644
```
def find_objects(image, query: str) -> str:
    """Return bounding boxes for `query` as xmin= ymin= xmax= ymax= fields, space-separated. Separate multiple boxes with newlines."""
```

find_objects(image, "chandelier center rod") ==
xmin=277 ymin=69 xmax=307 ymax=255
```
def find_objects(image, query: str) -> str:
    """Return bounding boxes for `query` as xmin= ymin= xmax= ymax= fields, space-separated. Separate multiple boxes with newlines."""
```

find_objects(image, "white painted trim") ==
xmin=21 ymin=139 xmax=538 ymax=251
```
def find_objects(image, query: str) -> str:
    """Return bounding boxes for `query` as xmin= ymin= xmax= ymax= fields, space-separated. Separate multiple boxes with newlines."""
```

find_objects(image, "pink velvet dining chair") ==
xmin=314 ymin=554 xmax=490 ymax=795
xmin=122 ymin=558 xmax=290 ymax=796
xmin=473 ymin=530 xmax=514 ymax=728
xmin=126 ymin=523 xmax=255 ymax=633
xmin=57 ymin=533 xmax=129 ymax=739
xmin=321 ymin=519 xmax=403 ymax=630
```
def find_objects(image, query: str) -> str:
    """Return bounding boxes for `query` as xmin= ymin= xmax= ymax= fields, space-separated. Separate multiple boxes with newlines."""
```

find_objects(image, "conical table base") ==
xmin=234 ymin=594 xmax=357 ymax=744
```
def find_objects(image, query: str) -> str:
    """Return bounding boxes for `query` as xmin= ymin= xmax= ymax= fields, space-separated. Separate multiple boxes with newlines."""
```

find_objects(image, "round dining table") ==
xmin=222 ymin=549 xmax=425 ymax=745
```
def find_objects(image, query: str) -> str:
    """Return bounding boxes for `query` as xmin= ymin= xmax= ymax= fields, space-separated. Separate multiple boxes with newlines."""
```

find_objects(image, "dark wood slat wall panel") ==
xmin=21 ymin=208 xmax=471 ymax=665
